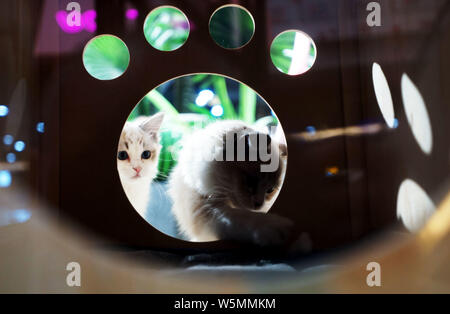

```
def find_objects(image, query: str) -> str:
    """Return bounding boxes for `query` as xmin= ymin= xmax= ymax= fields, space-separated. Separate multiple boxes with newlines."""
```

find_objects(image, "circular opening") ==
xmin=117 ymin=74 xmax=288 ymax=242
xmin=397 ymin=179 xmax=435 ymax=232
xmin=372 ymin=62 xmax=395 ymax=128
xmin=270 ymin=30 xmax=317 ymax=76
xmin=209 ymin=5 xmax=255 ymax=49
xmin=143 ymin=6 xmax=190 ymax=52
xmin=401 ymin=73 xmax=433 ymax=155
xmin=82 ymin=35 xmax=130 ymax=80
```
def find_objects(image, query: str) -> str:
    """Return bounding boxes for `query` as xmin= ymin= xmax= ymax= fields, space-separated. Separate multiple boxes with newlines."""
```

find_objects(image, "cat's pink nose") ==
xmin=133 ymin=167 xmax=142 ymax=174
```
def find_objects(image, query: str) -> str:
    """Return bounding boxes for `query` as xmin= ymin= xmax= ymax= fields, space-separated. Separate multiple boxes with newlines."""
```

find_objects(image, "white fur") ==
xmin=168 ymin=120 xmax=286 ymax=241
xmin=117 ymin=113 xmax=164 ymax=219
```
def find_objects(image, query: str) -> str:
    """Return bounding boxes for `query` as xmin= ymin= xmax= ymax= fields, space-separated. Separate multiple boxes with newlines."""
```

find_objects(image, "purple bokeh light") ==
xmin=55 ymin=10 xmax=97 ymax=34
xmin=126 ymin=8 xmax=139 ymax=20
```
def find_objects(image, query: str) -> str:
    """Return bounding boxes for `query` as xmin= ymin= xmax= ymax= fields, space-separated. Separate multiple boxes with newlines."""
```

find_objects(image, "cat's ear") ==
xmin=140 ymin=112 xmax=164 ymax=134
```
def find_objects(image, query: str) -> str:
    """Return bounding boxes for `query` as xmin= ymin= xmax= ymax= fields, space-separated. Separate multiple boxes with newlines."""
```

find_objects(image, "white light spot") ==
xmin=397 ymin=179 xmax=435 ymax=232
xmin=0 ymin=105 xmax=8 ymax=117
xmin=36 ymin=122 xmax=45 ymax=133
xmin=14 ymin=141 xmax=26 ymax=152
xmin=282 ymin=49 xmax=293 ymax=58
xmin=211 ymin=105 xmax=224 ymax=117
xmin=401 ymin=73 xmax=433 ymax=155
xmin=6 ymin=153 xmax=16 ymax=164
xmin=12 ymin=209 xmax=32 ymax=223
xmin=0 ymin=170 xmax=12 ymax=188
xmin=288 ymin=31 xmax=314 ymax=76
xmin=150 ymin=26 xmax=162 ymax=40
xmin=0 ymin=209 xmax=32 ymax=227
xmin=372 ymin=62 xmax=395 ymax=128
xmin=195 ymin=89 xmax=215 ymax=107
xmin=3 ymin=134 xmax=14 ymax=146
xmin=154 ymin=29 xmax=174 ymax=48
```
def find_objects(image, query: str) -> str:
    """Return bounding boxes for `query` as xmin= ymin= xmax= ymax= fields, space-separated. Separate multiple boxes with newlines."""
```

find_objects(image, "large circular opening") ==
xmin=117 ymin=74 xmax=288 ymax=242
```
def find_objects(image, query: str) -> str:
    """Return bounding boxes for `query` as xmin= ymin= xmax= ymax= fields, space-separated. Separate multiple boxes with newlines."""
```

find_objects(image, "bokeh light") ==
xmin=0 ymin=170 xmax=12 ymax=188
xmin=126 ymin=8 xmax=139 ymax=20
xmin=210 ymin=105 xmax=224 ymax=117
xmin=306 ymin=126 xmax=316 ymax=135
xmin=14 ymin=141 xmax=25 ymax=152
xmin=12 ymin=209 xmax=32 ymax=223
xmin=36 ymin=122 xmax=45 ymax=134
xmin=55 ymin=9 xmax=97 ymax=34
xmin=0 ymin=105 xmax=9 ymax=117
xmin=325 ymin=166 xmax=340 ymax=177
xmin=195 ymin=90 xmax=215 ymax=107
xmin=0 ymin=209 xmax=32 ymax=227
xmin=6 ymin=153 xmax=16 ymax=164
xmin=3 ymin=135 xmax=14 ymax=146
xmin=393 ymin=118 xmax=399 ymax=129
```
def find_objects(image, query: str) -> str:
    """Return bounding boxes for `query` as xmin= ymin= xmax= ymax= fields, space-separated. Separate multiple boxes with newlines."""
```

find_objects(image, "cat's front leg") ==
xmin=205 ymin=203 xmax=294 ymax=247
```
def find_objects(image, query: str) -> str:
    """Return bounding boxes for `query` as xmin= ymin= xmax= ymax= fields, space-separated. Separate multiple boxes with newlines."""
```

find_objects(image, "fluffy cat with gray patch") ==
xmin=168 ymin=120 xmax=292 ymax=246
xmin=117 ymin=113 xmax=164 ymax=218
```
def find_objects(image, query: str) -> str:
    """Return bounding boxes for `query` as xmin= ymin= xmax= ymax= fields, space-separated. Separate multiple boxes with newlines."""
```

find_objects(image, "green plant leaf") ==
xmin=145 ymin=89 xmax=179 ymax=116
xmin=212 ymin=77 xmax=236 ymax=119
xmin=239 ymin=84 xmax=257 ymax=123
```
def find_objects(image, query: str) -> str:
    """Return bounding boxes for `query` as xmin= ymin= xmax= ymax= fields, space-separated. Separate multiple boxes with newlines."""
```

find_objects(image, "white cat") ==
xmin=117 ymin=113 xmax=164 ymax=219
xmin=168 ymin=120 xmax=291 ymax=246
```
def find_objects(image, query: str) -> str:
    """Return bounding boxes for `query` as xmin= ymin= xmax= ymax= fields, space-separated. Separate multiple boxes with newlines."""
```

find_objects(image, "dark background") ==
xmin=0 ymin=0 xmax=449 ymax=255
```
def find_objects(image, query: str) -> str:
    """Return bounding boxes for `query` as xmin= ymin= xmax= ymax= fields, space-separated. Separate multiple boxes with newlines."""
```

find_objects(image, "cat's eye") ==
xmin=142 ymin=150 xmax=152 ymax=159
xmin=118 ymin=151 xmax=128 ymax=161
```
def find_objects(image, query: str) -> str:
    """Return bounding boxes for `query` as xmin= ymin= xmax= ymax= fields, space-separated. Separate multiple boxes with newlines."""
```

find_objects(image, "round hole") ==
xmin=143 ymin=6 xmax=190 ymax=52
xmin=82 ymin=35 xmax=130 ymax=80
xmin=270 ymin=30 xmax=317 ymax=76
xmin=401 ymin=73 xmax=433 ymax=155
xmin=117 ymin=74 xmax=288 ymax=242
xmin=372 ymin=62 xmax=395 ymax=128
xmin=209 ymin=5 xmax=255 ymax=49
xmin=397 ymin=179 xmax=435 ymax=232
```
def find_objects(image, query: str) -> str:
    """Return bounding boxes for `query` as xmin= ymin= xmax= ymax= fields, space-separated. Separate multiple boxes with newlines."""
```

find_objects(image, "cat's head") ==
xmin=213 ymin=128 xmax=287 ymax=212
xmin=117 ymin=113 xmax=164 ymax=182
